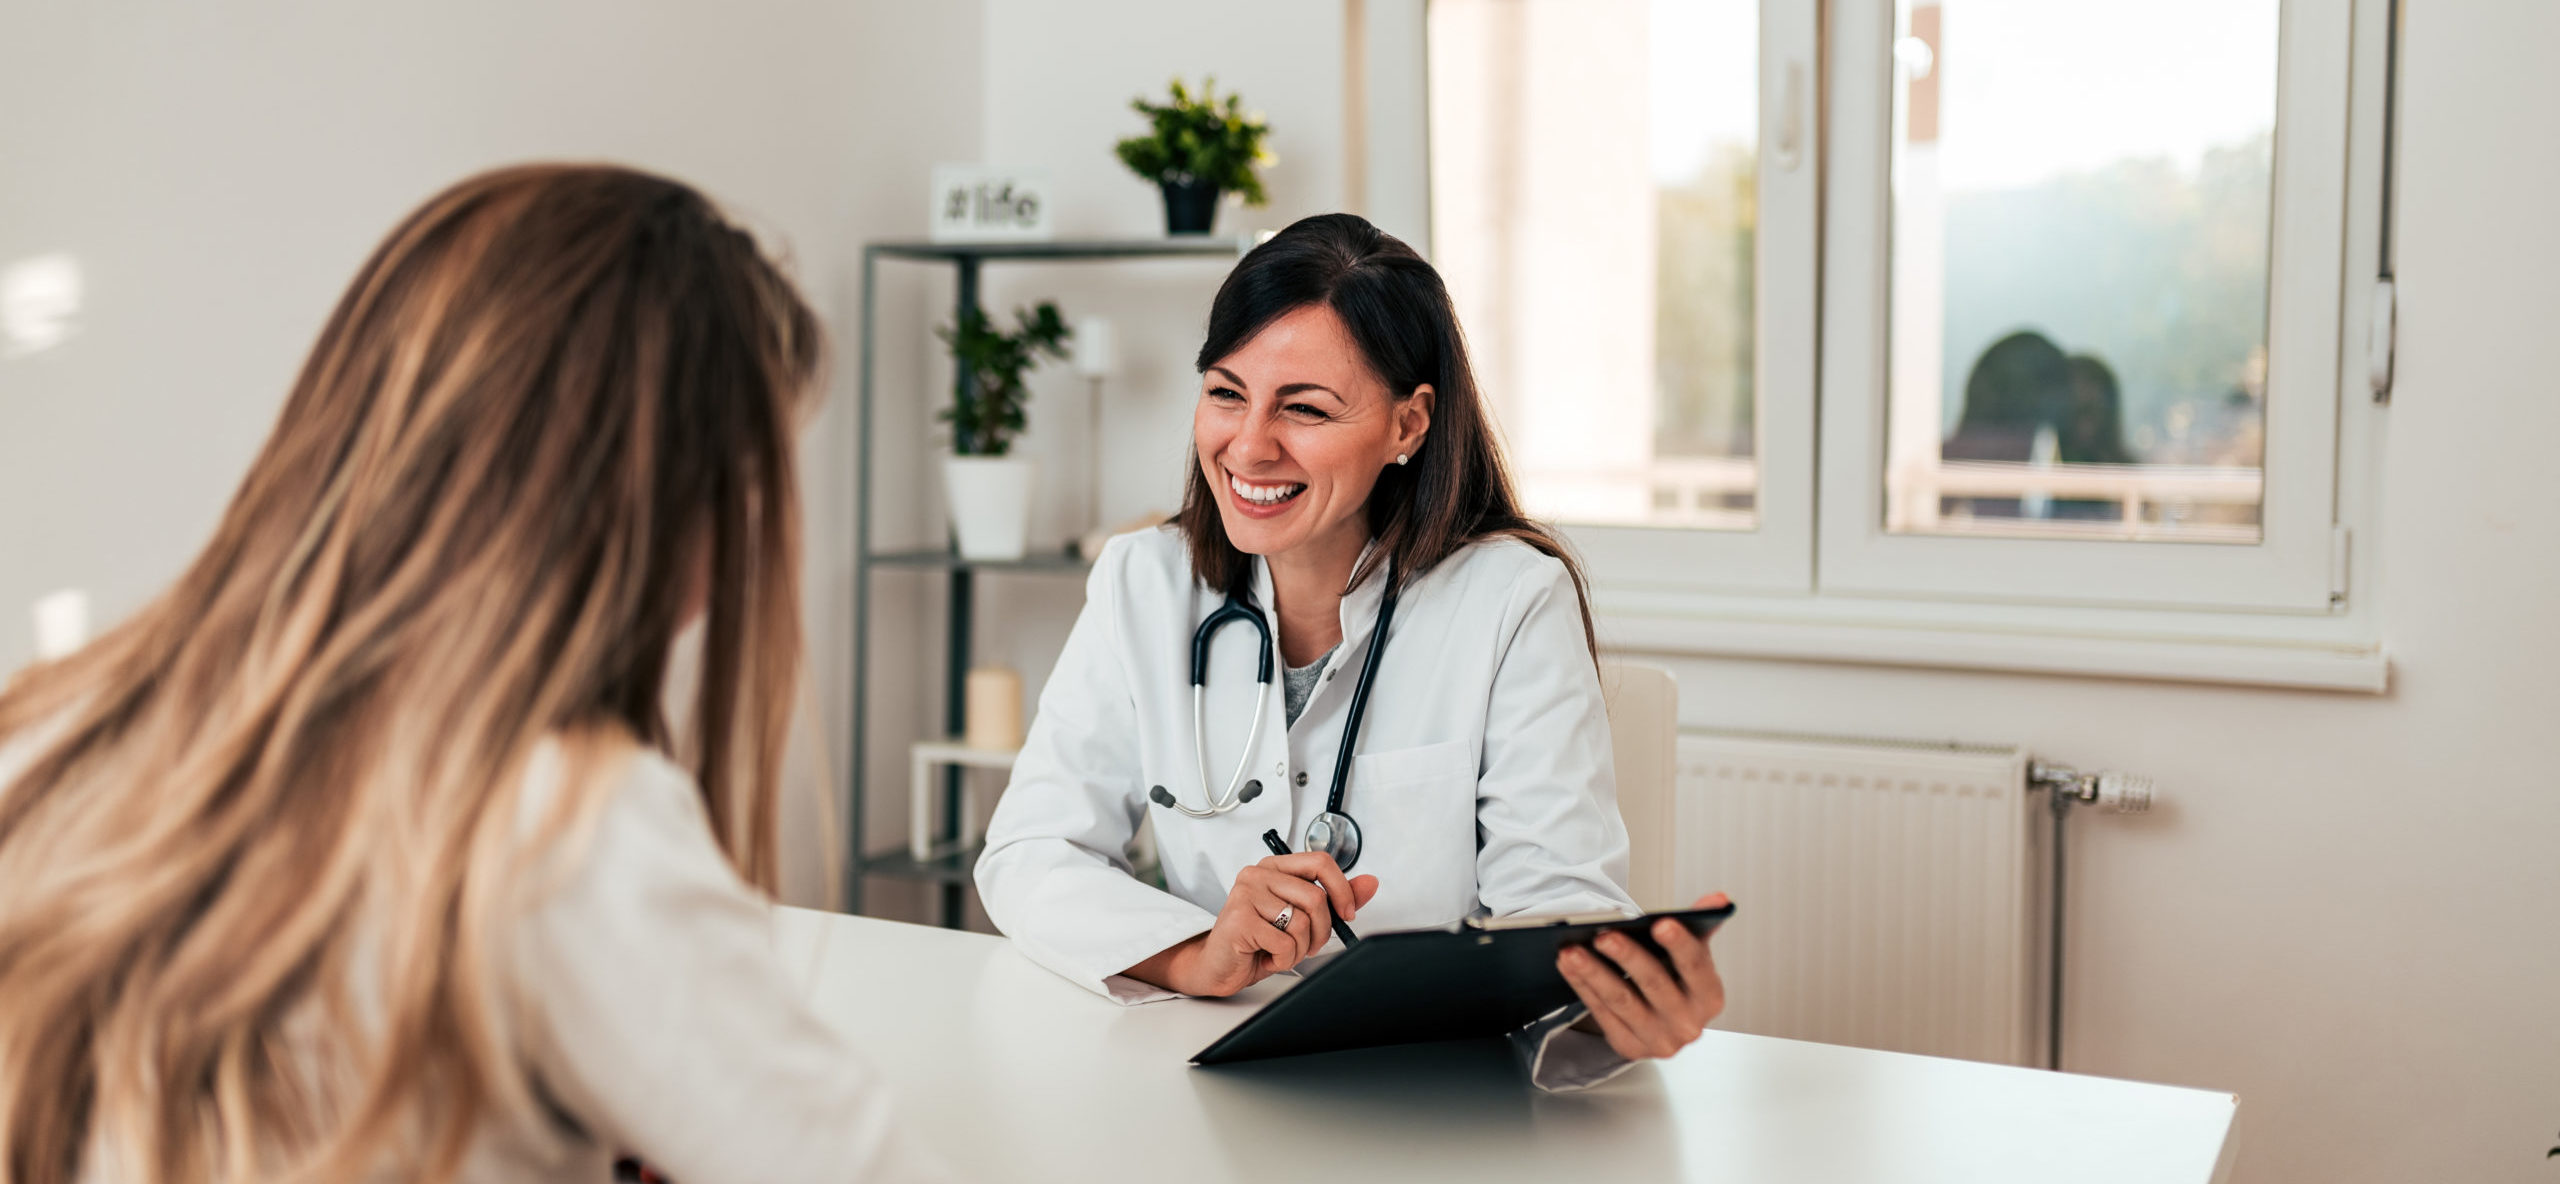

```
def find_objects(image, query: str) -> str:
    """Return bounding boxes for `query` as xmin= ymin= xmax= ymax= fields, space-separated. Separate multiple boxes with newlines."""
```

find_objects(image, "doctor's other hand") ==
xmin=1126 ymin=853 xmax=1380 ymax=997
xmin=1555 ymin=891 xmax=1731 ymax=1063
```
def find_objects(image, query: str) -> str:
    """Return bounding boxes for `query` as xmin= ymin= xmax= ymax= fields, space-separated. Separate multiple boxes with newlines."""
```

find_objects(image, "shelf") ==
xmin=867 ymin=237 xmax=1253 ymax=262
xmin=849 ymin=231 xmax=1223 ymax=924
xmin=856 ymin=845 xmax=984 ymax=885
xmin=866 ymin=547 xmax=1092 ymax=574
xmin=912 ymin=739 xmax=1022 ymax=769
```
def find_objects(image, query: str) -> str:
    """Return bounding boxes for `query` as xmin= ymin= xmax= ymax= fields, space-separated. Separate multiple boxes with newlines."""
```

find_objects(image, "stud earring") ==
xmin=1395 ymin=454 xmax=1409 ymax=466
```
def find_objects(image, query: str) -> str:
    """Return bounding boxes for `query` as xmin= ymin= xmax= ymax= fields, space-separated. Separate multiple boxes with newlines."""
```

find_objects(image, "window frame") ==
xmin=1814 ymin=0 xmax=2356 ymax=614
xmin=1551 ymin=0 xmax=1823 ymax=598
xmin=1402 ymin=0 xmax=2395 ymax=690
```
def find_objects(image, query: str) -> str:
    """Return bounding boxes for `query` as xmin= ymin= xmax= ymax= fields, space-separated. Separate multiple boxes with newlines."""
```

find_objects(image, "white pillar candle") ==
xmin=964 ymin=666 xmax=1025 ymax=751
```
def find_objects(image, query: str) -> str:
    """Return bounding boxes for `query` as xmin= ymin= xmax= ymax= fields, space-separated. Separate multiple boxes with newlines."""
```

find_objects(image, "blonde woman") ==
xmin=0 ymin=166 xmax=948 ymax=1183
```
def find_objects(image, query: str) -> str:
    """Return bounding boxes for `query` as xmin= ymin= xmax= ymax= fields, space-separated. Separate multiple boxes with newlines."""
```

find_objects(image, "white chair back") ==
xmin=1600 ymin=659 xmax=1680 ymax=911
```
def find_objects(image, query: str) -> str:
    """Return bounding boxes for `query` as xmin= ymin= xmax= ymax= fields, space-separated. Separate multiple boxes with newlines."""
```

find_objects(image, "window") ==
xmin=1820 ymin=0 xmax=2355 ymax=610
xmin=1884 ymin=0 xmax=2278 ymax=545
xmin=1419 ymin=0 xmax=2389 ymax=669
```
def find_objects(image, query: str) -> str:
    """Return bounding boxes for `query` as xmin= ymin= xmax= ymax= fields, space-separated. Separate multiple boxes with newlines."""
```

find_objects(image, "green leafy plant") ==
xmin=937 ymin=301 xmax=1069 ymax=457
xmin=1113 ymin=77 xmax=1273 ymax=205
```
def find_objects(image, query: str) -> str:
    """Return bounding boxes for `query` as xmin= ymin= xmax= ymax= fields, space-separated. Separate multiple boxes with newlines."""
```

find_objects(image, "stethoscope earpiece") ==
xmin=1151 ymin=778 xmax=1261 ymax=811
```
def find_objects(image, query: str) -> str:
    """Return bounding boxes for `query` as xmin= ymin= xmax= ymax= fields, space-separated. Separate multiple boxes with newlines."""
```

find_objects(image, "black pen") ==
xmin=1261 ymin=828 xmax=1360 ymax=949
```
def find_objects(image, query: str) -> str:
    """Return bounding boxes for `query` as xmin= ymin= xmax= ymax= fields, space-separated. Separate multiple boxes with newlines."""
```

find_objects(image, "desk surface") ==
xmin=775 ymin=908 xmax=2237 ymax=1184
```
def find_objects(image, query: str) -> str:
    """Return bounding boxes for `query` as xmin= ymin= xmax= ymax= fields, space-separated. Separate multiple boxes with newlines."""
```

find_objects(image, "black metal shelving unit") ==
xmin=847 ymin=236 xmax=1250 ymax=927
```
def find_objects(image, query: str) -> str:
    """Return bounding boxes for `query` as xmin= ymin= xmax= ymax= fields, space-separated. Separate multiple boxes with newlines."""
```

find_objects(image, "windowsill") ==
xmin=1592 ymin=589 xmax=2388 ymax=694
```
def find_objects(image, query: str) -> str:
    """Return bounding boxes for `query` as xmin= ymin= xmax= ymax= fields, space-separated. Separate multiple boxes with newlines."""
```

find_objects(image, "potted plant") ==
xmin=1114 ymin=77 xmax=1273 ymax=235
xmin=938 ymin=300 xmax=1070 ymax=560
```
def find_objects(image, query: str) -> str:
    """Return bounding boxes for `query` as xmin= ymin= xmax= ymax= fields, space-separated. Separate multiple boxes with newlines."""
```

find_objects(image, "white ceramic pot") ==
xmin=942 ymin=455 xmax=1036 ymax=561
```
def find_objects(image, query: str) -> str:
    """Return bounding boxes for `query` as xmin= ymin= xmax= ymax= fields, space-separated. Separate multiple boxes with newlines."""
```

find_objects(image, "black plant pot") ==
xmin=1159 ymin=178 xmax=1223 ymax=235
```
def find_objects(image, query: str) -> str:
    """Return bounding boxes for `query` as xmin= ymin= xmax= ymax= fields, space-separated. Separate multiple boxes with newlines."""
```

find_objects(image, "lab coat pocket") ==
xmin=1350 ymin=740 xmax=1480 ymax=930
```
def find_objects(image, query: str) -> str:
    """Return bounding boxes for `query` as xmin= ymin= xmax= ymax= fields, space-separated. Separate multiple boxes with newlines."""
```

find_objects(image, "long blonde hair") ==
xmin=0 ymin=164 xmax=820 ymax=1182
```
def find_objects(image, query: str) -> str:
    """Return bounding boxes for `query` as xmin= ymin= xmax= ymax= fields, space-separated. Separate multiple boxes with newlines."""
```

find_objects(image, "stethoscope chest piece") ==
xmin=1303 ymin=810 xmax=1362 ymax=872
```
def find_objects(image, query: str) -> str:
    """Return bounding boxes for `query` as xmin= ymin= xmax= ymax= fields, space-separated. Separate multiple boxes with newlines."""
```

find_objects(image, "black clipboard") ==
xmin=1190 ymin=902 xmax=1736 ymax=1066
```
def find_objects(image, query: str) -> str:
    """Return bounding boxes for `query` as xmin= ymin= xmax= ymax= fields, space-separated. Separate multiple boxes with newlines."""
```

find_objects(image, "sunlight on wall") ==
xmin=1429 ymin=0 xmax=1761 ymax=532
xmin=32 ymin=589 xmax=91 ymax=660
xmin=1 ymin=253 xmax=83 ymax=358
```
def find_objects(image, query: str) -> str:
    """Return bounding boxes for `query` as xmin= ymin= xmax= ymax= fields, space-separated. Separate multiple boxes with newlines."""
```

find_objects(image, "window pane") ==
xmin=1885 ymin=0 xmax=2278 ymax=543
xmin=1429 ymin=0 xmax=1760 ymax=531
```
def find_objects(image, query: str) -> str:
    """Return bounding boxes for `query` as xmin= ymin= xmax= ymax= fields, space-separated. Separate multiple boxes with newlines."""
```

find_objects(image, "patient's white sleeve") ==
xmin=511 ymin=750 xmax=957 ymax=1182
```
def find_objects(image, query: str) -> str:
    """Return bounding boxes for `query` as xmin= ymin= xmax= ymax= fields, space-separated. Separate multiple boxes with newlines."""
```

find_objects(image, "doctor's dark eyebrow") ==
xmin=1206 ymin=366 xmax=1342 ymax=401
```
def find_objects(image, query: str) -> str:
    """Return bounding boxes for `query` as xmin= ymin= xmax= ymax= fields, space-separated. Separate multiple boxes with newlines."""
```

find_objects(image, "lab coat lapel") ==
xmin=1332 ymin=544 xmax=1392 ymax=669
xmin=1247 ymin=544 xmax=1391 ymax=681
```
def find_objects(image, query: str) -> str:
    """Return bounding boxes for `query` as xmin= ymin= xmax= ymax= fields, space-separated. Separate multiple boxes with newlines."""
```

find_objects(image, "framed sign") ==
xmin=929 ymin=165 xmax=1052 ymax=243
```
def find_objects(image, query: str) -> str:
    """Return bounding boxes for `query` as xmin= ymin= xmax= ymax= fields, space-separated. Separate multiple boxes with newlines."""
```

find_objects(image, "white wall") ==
xmin=0 ymin=0 xmax=985 ymax=908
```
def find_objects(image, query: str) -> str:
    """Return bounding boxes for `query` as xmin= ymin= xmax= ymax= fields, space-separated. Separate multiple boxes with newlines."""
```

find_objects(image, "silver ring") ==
xmin=1269 ymin=905 xmax=1293 ymax=932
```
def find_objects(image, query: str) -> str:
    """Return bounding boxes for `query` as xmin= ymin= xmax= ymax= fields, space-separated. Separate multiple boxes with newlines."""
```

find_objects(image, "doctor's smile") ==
xmin=1224 ymin=474 xmax=1305 ymax=511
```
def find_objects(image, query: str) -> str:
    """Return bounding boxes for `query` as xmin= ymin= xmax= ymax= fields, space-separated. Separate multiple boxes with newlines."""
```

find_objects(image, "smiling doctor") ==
xmin=975 ymin=214 xmax=1728 ymax=1088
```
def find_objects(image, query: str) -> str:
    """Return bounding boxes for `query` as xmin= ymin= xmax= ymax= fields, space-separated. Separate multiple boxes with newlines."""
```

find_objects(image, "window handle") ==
xmin=1776 ymin=60 xmax=1806 ymax=172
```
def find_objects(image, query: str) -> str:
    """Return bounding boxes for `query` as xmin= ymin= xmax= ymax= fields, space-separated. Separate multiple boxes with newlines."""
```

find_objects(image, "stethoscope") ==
xmin=1147 ymin=583 xmax=1399 ymax=872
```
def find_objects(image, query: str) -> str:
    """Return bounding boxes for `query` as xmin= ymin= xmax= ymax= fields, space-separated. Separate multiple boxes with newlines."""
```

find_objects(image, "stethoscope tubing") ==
xmin=1160 ymin=597 xmax=1278 ymax=818
xmin=1155 ymin=579 xmax=1397 ymax=835
xmin=1171 ymin=678 xmax=1270 ymax=818
xmin=1325 ymin=586 xmax=1398 ymax=816
xmin=1190 ymin=598 xmax=1276 ymax=686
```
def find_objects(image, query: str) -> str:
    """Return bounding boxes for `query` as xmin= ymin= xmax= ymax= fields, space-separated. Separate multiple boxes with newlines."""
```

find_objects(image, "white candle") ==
xmin=964 ymin=666 xmax=1025 ymax=751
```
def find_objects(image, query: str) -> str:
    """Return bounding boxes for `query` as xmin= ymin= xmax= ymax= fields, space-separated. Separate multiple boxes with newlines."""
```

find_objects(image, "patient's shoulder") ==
xmin=514 ymin=729 xmax=712 ymax=862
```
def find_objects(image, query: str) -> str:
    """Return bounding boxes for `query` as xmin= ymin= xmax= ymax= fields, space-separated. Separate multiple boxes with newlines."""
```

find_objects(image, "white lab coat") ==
xmin=975 ymin=526 xmax=1640 ymax=1085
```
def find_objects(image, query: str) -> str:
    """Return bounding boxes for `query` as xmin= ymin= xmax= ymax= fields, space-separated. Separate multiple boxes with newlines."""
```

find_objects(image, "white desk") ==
xmin=775 ymin=908 xmax=2237 ymax=1184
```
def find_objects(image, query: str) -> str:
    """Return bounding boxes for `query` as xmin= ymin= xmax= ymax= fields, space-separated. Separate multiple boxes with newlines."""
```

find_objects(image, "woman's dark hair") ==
xmin=1177 ymin=213 xmax=1595 ymax=656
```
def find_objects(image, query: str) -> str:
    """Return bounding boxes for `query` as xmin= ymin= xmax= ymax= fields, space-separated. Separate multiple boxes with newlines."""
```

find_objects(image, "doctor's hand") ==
xmin=1555 ymin=891 xmax=1730 ymax=1063
xmin=1125 ymin=853 xmax=1380 ymax=997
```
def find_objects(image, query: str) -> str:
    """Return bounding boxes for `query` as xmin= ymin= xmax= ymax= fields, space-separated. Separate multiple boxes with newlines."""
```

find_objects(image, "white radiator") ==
xmin=1668 ymin=730 xmax=2052 ymax=1068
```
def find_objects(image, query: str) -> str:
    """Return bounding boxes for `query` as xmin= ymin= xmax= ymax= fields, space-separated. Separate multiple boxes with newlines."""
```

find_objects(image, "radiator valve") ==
xmin=2030 ymin=763 xmax=2154 ymax=815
